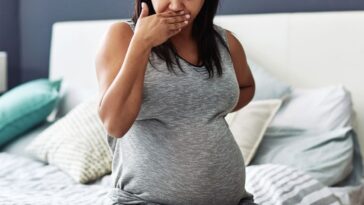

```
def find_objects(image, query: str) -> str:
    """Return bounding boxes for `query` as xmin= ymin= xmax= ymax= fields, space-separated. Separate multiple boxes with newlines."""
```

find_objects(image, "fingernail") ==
xmin=185 ymin=14 xmax=190 ymax=19
xmin=184 ymin=20 xmax=188 ymax=24
xmin=180 ymin=11 xmax=185 ymax=14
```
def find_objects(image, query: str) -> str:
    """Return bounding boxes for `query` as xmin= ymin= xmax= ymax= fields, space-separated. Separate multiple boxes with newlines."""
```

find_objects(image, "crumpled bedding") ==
xmin=0 ymin=152 xmax=362 ymax=205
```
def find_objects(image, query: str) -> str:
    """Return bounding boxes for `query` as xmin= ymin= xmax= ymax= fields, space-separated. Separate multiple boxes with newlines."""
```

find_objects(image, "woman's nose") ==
xmin=169 ymin=0 xmax=184 ymax=12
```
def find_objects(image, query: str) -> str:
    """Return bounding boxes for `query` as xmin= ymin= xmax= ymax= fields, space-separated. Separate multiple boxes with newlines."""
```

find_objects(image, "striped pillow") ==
xmin=25 ymin=96 xmax=112 ymax=183
xmin=246 ymin=164 xmax=341 ymax=205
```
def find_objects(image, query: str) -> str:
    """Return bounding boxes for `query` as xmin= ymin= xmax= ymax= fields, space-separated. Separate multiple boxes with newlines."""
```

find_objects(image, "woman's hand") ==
xmin=134 ymin=2 xmax=191 ymax=48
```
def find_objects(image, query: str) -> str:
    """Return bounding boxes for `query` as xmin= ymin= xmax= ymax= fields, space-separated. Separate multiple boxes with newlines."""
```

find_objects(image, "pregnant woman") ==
xmin=96 ymin=0 xmax=256 ymax=204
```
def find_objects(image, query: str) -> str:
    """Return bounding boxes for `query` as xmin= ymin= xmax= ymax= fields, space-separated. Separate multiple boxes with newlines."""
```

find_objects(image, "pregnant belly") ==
xmin=116 ymin=120 xmax=247 ymax=205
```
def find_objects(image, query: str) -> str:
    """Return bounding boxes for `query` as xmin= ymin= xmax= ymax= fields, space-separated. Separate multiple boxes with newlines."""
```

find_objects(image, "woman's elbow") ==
xmin=106 ymin=128 xmax=125 ymax=139
xmin=98 ymin=109 xmax=124 ymax=139
xmin=104 ymin=121 xmax=126 ymax=139
xmin=250 ymin=83 xmax=256 ymax=101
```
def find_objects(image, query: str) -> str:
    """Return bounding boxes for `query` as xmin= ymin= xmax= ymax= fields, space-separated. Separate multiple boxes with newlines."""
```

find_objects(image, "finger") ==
xmin=159 ymin=10 xmax=186 ymax=17
xmin=165 ymin=14 xmax=190 ymax=24
xmin=139 ymin=2 xmax=149 ymax=19
xmin=168 ymin=21 xmax=189 ymax=30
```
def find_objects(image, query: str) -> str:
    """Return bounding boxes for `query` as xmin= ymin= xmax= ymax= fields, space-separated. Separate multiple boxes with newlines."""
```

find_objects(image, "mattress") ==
xmin=1 ymin=123 xmax=363 ymax=205
xmin=0 ymin=120 xmax=54 ymax=159
xmin=0 ymin=151 xmax=363 ymax=205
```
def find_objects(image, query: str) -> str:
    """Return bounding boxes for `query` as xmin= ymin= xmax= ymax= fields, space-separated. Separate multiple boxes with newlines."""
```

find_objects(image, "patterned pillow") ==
xmin=25 ymin=95 xmax=112 ymax=184
xmin=246 ymin=164 xmax=342 ymax=205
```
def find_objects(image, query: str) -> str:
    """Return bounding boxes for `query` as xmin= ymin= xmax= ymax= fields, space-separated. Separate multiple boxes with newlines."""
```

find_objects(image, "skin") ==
xmin=227 ymin=31 xmax=255 ymax=112
xmin=151 ymin=0 xmax=255 ymax=110
xmin=151 ymin=0 xmax=205 ymax=66
xmin=96 ymin=0 xmax=255 ymax=138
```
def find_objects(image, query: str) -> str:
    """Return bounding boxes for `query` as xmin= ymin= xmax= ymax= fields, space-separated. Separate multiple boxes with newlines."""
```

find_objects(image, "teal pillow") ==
xmin=0 ymin=78 xmax=62 ymax=147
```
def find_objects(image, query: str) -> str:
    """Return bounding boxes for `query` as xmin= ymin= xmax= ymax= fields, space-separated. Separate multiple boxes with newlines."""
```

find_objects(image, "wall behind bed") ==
xmin=0 ymin=0 xmax=20 ymax=90
xmin=1 ymin=0 xmax=364 ymax=88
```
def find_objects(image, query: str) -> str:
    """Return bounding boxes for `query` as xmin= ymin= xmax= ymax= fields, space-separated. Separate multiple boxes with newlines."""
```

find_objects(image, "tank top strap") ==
xmin=213 ymin=24 xmax=235 ymax=70
xmin=124 ymin=19 xmax=136 ymax=32
xmin=213 ymin=24 xmax=230 ymax=49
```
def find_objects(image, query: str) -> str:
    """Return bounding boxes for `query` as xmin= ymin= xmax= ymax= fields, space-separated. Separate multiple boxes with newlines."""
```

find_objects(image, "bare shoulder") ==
xmin=225 ymin=29 xmax=246 ymax=58
xmin=108 ymin=21 xmax=134 ymax=37
xmin=224 ymin=29 xmax=254 ymax=87
xmin=95 ymin=21 xmax=134 ymax=104
xmin=100 ymin=21 xmax=134 ymax=53
xmin=95 ymin=21 xmax=134 ymax=66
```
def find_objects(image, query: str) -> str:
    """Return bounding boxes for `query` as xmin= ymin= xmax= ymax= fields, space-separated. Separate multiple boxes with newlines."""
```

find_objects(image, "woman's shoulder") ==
xmin=213 ymin=24 xmax=235 ymax=40
xmin=95 ymin=20 xmax=134 ymax=65
xmin=122 ymin=19 xmax=136 ymax=31
xmin=108 ymin=19 xmax=134 ymax=34
xmin=214 ymin=24 xmax=235 ymax=35
xmin=213 ymin=24 xmax=243 ymax=50
xmin=213 ymin=24 xmax=227 ymax=38
xmin=213 ymin=24 xmax=235 ymax=50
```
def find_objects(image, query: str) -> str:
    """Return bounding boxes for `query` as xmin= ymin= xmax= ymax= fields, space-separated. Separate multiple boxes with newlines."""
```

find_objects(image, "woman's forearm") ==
xmin=99 ymin=36 xmax=151 ymax=138
xmin=232 ymin=85 xmax=255 ymax=112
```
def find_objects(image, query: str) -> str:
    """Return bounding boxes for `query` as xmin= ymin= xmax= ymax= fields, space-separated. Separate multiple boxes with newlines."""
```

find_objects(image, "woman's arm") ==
xmin=226 ymin=30 xmax=256 ymax=112
xmin=95 ymin=22 xmax=151 ymax=138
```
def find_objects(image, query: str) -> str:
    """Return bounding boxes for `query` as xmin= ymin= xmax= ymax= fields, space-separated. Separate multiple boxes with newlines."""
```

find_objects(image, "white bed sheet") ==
xmin=0 ymin=151 xmax=362 ymax=205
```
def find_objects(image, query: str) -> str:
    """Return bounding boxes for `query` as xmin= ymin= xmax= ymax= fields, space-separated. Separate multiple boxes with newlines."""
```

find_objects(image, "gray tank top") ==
xmin=104 ymin=19 xmax=256 ymax=205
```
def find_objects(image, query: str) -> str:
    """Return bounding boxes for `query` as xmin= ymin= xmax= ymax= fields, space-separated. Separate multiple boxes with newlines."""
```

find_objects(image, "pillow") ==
xmin=224 ymin=99 xmax=282 ymax=165
xmin=269 ymin=84 xmax=353 ymax=131
xmin=250 ymin=126 xmax=355 ymax=186
xmin=246 ymin=164 xmax=341 ymax=205
xmin=0 ymin=78 xmax=62 ymax=147
xmin=333 ymin=128 xmax=364 ymax=187
xmin=0 ymin=120 xmax=55 ymax=158
xmin=247 ymin=59 xmax=291 ymax=101
xmin=25 ymin=95 xmax=112 ymax=184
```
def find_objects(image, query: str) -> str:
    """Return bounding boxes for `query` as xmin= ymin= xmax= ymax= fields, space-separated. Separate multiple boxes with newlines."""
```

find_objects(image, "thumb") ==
xmin=139 ymin=2 xmax=149 ymax=19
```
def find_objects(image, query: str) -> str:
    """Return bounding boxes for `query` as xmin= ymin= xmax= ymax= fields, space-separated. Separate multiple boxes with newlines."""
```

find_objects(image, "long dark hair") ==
xmin=132 ymin=0 xmax=229 ymax=79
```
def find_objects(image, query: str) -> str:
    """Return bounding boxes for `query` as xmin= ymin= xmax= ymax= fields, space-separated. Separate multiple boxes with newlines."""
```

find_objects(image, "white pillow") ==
xmin=269 ymin=84 xmax=353 ymax=130
xmin=247 ymin=59 xmax=291 ymax=101
xmin=225 ymin=99 xmax=282 ymax=165
xmin=25 ymin=95 xmax=112 ymax=184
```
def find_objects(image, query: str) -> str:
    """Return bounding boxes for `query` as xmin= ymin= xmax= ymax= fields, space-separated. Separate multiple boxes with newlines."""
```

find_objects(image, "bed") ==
xmin=1 ymin=11 xmax=364 ymax=205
